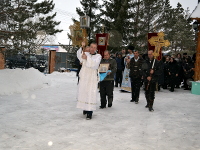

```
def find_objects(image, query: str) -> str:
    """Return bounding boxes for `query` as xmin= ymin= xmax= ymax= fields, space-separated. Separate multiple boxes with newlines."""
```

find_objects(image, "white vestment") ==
xmin=76 ymin=48 xmax=102 ymax=111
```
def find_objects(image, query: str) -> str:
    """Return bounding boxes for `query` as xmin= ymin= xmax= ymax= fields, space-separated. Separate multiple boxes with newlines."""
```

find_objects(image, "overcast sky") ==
xmin=52 ymin=0 xmax=198 ymax=45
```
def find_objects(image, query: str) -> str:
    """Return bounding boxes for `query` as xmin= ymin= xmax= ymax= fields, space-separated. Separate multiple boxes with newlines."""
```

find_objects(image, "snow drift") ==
xmin=0 ymin=68 xmax=50 ymax=95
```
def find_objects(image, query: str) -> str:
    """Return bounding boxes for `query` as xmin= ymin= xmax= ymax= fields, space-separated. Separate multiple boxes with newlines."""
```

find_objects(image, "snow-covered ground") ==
xmin=0 ymin=68 xmax=200 ymax=150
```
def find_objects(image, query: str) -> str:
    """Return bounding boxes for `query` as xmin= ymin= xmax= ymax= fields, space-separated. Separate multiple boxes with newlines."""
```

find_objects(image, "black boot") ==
xmin=99 ymin=106 xmax=106 ymax=109
xmin=108 ymin=98 xmax=113 ymax=107
xmin=86 ymin=114 xmax=92 ymax=120
xmin=184 ymin=85 xmax=189 ymax=90
xmin=149 ymin=100 xmax=154 ymax=112
xmin=115 ymin=82 xmax=118 ymax=87
xmin=145 ymin=98 xmax=150 ymax=108
xmin=108 ymin=103 xmax=112 ymax=107
xmin=149 ymin=107 xmax=154 ymax=112
xmin=83 ymin=110 xmax=87 ymax=115
xmin=135 ymin=97 xmax=139 ymax=104
xmin=86 ymin=111 xmax=93 ymax=120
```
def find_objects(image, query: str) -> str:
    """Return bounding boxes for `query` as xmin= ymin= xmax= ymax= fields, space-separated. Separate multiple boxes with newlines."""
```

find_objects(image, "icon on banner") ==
xmin=98 ymin=37 xmax=106 ymax=46
xmin=99 ymin=63 xmax=110 ymax=73
xmin=74 ymin=30 xmax=83 ymax=41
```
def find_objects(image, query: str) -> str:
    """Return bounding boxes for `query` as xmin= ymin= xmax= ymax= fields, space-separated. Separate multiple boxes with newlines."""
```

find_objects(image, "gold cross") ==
xmin=148 ymin=32 xmax=170 ymax=59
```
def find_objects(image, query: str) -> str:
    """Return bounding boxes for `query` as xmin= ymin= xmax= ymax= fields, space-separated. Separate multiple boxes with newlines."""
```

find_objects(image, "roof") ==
xmin=190 ymin=2 xmax=200 ymax=19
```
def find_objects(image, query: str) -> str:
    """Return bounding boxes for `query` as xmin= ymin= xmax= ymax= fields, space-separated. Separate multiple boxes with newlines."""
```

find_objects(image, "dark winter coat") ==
xmin=115 ymin=57 xmax=123 ymax=70
xmin=121 ymin=56 xmax=125 ymax=71
xmin=128 ymin=57 xmax=144 ymax=79
xmin=158 ymin=60 xmax=164 ymax=85
xmin=163 ymin=61 xmax=169 ymax=76
xmin=168 ymin=61 xmax=179 ymax=76
xmin=75 ymin=57 xmax=82 ymax=77
xmin=142 ymin=58 xmax=161 ymax=83
xmin=183 ymin=61 xmax=194 ymax=79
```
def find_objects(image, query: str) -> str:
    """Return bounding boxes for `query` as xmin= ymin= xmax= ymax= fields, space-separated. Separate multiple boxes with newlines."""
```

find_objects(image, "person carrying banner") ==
xmin=99 ymin=50 xmax=117 ymax=109
xmin=142 ymin=50 xmax=161 ymax=112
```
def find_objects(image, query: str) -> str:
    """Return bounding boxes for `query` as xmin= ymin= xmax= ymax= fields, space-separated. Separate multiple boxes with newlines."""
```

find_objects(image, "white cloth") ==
xmin=134 ymin=56 xmax=139 ymax=62
xmin=76 ymin=48 xmax=102 ymax=111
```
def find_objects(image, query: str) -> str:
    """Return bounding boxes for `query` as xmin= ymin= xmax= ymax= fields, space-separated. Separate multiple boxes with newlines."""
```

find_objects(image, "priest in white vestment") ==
xmin=76 ymin=42 xmax=102 ymax=120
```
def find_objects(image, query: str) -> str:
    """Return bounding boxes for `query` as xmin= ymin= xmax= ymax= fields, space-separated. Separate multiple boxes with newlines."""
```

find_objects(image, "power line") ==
xmin=54 ymin=8 xmax=79 ymax=19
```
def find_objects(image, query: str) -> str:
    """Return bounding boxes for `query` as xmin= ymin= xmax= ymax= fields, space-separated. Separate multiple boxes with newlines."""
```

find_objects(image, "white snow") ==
xmin=0 ymin=68 xmax=50 ymax=96
xmin=0 ymin=68 xmax=200 ymax=150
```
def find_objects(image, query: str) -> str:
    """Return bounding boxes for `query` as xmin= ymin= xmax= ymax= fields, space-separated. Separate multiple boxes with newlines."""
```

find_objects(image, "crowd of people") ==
xmin=75 ymin=41 xmax=196 ymax=120
xmin=161 ymin=53 xmax=195 ymax=91
xmin=114 ymin=49 xmax=195 ymax=92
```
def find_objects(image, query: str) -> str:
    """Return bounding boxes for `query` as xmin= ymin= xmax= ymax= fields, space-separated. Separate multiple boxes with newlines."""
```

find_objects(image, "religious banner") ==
xmin=148 ymin=32 xmax=170 ymax=60
xmin=74 ymin=30 xmax=83 ymax=42
xmin=69 ymin=22 xmax=88 ymax=47
xmin=148 ymin=33 xmax=162 ymax=60
xmin=96 ymin=33 xmax=109 ymax=57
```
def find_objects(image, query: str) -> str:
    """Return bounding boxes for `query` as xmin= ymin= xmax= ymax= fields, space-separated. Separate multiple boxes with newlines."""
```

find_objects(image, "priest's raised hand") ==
xmin=82 ymin=52 xmax=87 ymax=60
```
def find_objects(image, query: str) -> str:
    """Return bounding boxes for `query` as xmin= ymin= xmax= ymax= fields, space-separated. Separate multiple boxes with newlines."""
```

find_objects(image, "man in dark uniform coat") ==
xmin=142 ymin=50 xmax=161 ymax=112
xmin=127 ymin=50 xmax=144 ymax=104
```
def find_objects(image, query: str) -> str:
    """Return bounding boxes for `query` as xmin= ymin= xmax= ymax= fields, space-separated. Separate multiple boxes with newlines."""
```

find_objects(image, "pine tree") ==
xmin=100 ymin=0 xmax=131 ymax=52
xmin=119 ymin=0 xmax=164 ymax=53
xmin=156 ymin=0 xmax=174 ymax=52
xmin=170 ymin=3 xmax=195 ymax=52
xmin=156 ymin=0 xmax=173 ymax=29
xmin=0 ymin=0 xmax=62 ymax=55
xmin=158 ymin=2 xmax=195 ymax=52
xmin=75 ymin=0 xmax=195 ymax=54
xmin=146 ymin=1 xmax=195 ymax=53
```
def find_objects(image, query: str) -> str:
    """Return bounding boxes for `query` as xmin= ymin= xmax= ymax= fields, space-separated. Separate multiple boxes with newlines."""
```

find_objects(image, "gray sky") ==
xmin=53 ymin=0 xmax=198 ymax=45
xmin=170 ymin=0 xmax=197 ymax=12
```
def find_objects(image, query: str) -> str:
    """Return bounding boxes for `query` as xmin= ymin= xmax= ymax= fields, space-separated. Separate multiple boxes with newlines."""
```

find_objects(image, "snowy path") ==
xmin=0 ymin=71 xmax=200 ymax=150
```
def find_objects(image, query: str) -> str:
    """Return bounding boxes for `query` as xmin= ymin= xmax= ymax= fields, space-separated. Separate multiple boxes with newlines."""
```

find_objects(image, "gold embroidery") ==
xmin=77 ymin=100 xmax=97 ymax=105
